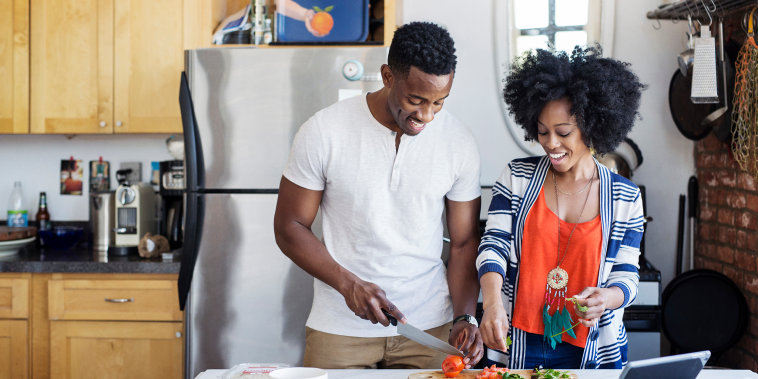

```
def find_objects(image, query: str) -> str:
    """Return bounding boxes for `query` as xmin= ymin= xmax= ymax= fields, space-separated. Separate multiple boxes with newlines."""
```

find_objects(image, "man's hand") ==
xmin=450 ymin=321 xmax=483 ymax=368
xmin=341 ymin=278 xmax=405 ymax=326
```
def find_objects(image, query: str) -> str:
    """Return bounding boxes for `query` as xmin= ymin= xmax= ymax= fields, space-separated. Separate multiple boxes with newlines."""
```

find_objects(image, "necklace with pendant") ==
xmin=542 ymin=164 xmax=595 ymax=348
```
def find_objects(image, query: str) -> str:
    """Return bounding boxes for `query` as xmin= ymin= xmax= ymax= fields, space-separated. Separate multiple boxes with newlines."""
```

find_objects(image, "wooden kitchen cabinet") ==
xmin=0 ymin=0 xmax=29 ymax=134
xmin=30 ymin=0 xmax=208 ymax=134
xmin=0 ymin=273 xmax=31 ymax=379
xmin=50 ymin=321 xmax=183 ymax=379
xmin=30 ymin=273 xmax=183 ymax=379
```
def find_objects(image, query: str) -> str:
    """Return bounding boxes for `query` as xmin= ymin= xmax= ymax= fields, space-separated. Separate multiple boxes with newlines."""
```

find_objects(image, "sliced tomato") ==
xmin=476 ymin=364 xmax=511 ymax=379
xmin=442 ymin=355 xmax=465 ymax=378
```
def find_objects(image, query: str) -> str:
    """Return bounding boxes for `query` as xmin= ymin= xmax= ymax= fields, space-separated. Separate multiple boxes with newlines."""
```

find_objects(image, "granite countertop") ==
xmin=0 ymin=242 xmax=181 ymax=274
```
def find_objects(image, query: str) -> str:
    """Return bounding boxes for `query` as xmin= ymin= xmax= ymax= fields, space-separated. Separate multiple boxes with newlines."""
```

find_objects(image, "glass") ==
xmin=514 ymin=0 xmax=548 ymax=29
xmin=516 ymin=35 xmax=550 ymax=56
xmin=555 ymin=31 xmax=588 ymax=53
xmin=555 ymin=0 xmax=589 ymax=26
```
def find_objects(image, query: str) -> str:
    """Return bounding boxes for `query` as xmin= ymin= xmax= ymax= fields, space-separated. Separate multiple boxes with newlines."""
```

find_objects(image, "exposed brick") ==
xmin=709 ymin=189 xmax=726 ymax=206
xmin=737 ymin=230 xmax=749 ymax=249
xmin=719 ymin=208 xmax=736 ymax=225
xmin=737 ymin=211 xmax=758 ymax=230
xmin=750 ymin=296 xmax=758 ymax=315
xmin=702 ymin=171 xmax=719 ymax=187
xmin=740 ymin=173 xmax=758 ymax=192
xmin=699 ymin=222 xmax=712 ymax=241
xmin=718 ymin=226 xmax=738 ymax=245
xmin=718 ymin=246 xmax=736 ymax=263
xmin=747 ymin=194 xmax=758 ymax=213
xmin=723 ymin=265 xmax=745 ymax=289
xmin=701 ymin=243 xmax=718 ymax=259
xmin=702 ymin=259 xmax=723 ymax=272
xmin=745 ymin=274 xmax=758 ymax=296
xmin=728 ymin=192 xmax=748 ymax=208
xmin=719 ymin=171 xmax=739 ymax=187
xmin=701 ymin=204 xmax=716 ymax=222
xmin=748 ymin=232 xmax=758 ymax=249
xmin=736 ymin=250 xmax=758 ymax=272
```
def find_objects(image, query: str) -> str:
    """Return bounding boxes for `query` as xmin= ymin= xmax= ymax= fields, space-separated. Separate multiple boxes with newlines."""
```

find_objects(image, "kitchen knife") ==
xmin=383 ymin=310 xmax=464 ymax=357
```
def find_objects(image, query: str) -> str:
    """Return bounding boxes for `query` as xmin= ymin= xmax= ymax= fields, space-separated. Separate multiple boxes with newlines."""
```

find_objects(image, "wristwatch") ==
xmin=453 ymin=314 xmax=478 ymax=328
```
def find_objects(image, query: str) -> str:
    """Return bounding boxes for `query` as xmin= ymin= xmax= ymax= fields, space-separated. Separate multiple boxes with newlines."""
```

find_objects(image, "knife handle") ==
xmin=381 ymin=309 xmax=398 ymax=326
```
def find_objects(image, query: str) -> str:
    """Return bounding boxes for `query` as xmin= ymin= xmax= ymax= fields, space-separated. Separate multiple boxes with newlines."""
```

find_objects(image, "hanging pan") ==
xmin=668 ymin=66 xmax=715 ymax=140
xmin=661 ymin=269 xmax=748 ymax=361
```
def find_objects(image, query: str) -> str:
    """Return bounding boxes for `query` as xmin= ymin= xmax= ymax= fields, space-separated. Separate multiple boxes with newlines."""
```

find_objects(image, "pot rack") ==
xmin=647 ymin=0 xmax=756 ymax=21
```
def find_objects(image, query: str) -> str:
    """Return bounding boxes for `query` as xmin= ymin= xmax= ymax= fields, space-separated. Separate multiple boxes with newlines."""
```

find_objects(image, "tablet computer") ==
xmin=619 ymin=350 xmax=711 ymax=379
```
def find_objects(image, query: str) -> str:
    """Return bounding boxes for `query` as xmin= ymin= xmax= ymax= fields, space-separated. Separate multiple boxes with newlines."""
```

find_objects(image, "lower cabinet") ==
xmin=17 ymin=272 xmax=185 ymax=379
xmin=0 ymin=319 xmax=28 ymax=379
xmin=50 ymin=321 xmax=183 ymax=379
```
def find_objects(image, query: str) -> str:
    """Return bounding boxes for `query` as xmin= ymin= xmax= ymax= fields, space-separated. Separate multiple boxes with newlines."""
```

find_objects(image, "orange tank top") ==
xmin=512 ymin=186 xmax=602 ymax=348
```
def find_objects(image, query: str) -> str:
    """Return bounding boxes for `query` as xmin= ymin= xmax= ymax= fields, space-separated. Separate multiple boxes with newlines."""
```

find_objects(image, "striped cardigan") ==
xmin=476 ymin=156 xmax=644 ymax=369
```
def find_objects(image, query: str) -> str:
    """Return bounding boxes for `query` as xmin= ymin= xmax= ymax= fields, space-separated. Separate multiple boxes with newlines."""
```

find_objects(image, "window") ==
xmin=494 ymin=0 xmax=613 ymax=154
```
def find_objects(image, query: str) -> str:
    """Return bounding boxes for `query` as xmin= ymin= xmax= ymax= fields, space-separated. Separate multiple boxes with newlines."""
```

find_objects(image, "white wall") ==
xmin=401 ymin=0 xmax=693 ymax=287
xmin=0 ymin=135 xmax=175 ymax=222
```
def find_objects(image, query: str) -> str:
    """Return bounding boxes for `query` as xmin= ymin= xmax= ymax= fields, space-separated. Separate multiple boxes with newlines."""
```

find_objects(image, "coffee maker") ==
xmin=111 ymin=169 xmax=156 ymax=256
xmin=159 ymin=160 xmax=184 ymax=249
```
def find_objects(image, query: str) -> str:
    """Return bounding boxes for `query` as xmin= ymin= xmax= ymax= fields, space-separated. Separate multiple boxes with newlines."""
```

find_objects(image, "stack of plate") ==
xmin=0 ymin=226 xmax=36 ymax=257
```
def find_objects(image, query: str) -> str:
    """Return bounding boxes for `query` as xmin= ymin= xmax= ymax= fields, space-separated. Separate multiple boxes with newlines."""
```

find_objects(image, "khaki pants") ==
xmin=303 ymin=322 xmax=453 ymax=369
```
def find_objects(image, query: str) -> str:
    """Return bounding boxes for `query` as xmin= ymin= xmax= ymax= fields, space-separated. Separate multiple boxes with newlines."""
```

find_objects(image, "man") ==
xmin=273 ymin=21 xmax=483 ymax=369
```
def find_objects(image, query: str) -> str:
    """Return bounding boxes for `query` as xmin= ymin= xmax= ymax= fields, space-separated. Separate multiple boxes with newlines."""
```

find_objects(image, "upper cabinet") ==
xmin=0 ymin=0 xmax=29 ymax=134
xmin=30 ymin=0 xmax=206 ymax=134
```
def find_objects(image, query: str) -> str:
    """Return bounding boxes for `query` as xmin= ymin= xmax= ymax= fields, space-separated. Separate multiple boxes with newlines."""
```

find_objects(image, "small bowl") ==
xmin=269 ymin=367 xmax=327 ymax=379
xmin=39 ymin=226 xmax=83 ymax=251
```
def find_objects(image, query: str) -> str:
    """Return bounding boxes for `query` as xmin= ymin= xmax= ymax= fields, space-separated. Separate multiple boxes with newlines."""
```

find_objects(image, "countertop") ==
xmin=0 ymin=243 xmax=181 ymax=274
xmin=195 ymin=368 xmax=758 ymax=379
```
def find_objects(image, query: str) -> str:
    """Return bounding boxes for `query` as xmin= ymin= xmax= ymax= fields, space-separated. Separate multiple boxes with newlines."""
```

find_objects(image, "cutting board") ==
xmin=408 ymin=369 xmax=533 ymax=379
xmin=0 ymin=226 xmax=37 ymax=241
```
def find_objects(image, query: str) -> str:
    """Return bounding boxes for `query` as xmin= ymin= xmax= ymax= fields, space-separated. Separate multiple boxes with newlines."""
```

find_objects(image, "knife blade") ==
xmin=382 ymin=310 xmax=464 ymax=357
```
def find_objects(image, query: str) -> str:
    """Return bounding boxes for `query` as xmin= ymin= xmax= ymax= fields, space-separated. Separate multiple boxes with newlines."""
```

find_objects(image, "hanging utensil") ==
xmin=701 ymin=19 xmax=729 ymax=128
xmin=691 ymin=5 xmax=718 ymax=104
xmin=732 ymin=7 xmax=758 ymax=178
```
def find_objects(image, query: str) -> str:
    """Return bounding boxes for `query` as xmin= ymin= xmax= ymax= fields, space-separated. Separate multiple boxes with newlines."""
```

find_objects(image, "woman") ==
xmin=477 ymin=46 xmax=645 ymax=370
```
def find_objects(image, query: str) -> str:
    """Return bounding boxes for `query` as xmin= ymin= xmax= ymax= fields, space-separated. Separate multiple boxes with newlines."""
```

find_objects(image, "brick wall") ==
xmin=695 ymin=134 xmax=758 ymax=370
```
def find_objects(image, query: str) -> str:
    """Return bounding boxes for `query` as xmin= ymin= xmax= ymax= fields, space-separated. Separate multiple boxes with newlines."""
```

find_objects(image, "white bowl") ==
xmin=268 ymin=367 xmax=327 ymax=379
xmin=0 ymin=236 xmax=35 ymax=257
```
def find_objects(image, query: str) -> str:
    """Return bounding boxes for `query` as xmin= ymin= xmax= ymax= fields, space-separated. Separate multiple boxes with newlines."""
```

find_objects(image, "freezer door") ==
xmin=188 ymin=193 xmax=314 ymax=377
xmin=185 ymin=47 xmax=387 ymax=190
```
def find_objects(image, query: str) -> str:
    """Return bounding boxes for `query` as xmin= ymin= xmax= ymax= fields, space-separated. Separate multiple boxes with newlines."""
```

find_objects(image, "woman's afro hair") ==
xmin=503 ymin=45 xmax=645 ymax=154
xmin=388 ymin=21 xmax=457 ymax=77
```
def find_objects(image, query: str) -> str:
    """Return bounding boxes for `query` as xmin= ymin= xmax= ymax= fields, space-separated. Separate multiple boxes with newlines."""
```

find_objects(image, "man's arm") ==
xmin=273 ymin=176 xmax=403 ymax=325
xmin=445 ymin=197 xmax=483 ymax=367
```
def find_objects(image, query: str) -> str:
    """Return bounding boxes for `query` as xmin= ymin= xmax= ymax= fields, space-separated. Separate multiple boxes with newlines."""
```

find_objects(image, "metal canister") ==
xmin=89 ymin=191 xmax=115 ymax=252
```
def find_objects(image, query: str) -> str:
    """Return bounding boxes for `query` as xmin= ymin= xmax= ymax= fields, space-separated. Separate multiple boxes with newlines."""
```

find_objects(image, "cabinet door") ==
xmin=113 ymin=0 xmax=201 ymax=134
xmin=31 ymin=0 xmax=114 ymax=134
xmin=50 ymin=321 xmax=183 ymax=379
xmin=0 ymin=320 xmax=28 ymax=379
xmin=0 ymin=0 xmax=29 ymax=134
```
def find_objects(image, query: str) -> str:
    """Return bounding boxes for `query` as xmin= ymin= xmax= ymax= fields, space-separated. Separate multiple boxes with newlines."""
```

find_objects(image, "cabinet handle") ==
xmin=116 ymin=121 xmax=123 ymax=127
xmin=104 ymin=297 xmax=134 ymax=303
xmin=99 ymin=121 xmax=107 ymax=128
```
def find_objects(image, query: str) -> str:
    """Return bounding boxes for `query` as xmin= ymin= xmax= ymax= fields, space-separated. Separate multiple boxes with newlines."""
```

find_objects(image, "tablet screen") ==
xmin=619 ymin=350 xmax=711 ymax=379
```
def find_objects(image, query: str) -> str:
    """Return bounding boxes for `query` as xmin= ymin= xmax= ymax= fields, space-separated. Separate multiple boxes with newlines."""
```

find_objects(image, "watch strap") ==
xmin=452 ymin=314 xmax=478 ymax=327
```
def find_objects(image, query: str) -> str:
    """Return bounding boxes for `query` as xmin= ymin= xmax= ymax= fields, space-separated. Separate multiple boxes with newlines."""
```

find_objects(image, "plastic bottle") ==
xmin=7 ymin=181 xmax=28 ymax=227
xmin=36 ymin=191 xmax=51 ymax=231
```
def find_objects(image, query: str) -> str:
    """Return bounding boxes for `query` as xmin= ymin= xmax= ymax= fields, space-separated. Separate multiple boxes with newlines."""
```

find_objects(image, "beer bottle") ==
xmin=36 ymin=192 xmax=51 ymax=231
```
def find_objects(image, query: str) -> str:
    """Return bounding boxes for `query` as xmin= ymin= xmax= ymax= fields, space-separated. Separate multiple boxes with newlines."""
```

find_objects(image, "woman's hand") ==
xmin=449 ymin=321 xmax=484 ymax=368
xmin=571 ymin=286 xmax=624 ymax=327
xmin=479 ymin=303 xmax=510 ymax=351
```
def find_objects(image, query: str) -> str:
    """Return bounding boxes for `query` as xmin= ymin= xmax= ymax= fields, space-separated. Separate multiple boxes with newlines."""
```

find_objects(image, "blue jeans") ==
xmin=522 ymin=331 xmax=584 ymax=369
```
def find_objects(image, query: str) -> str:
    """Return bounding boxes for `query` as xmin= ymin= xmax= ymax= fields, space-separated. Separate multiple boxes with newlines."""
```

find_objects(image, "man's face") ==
xmin=382 ymin=65 xmax=454 ymax=136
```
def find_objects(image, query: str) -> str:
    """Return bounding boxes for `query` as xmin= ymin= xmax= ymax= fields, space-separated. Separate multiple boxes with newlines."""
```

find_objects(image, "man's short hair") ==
xmin=387 ymin=21 xmax=457 ymax=78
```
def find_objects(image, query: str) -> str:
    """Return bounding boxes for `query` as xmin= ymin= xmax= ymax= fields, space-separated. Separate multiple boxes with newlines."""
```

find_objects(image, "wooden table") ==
xmin=196 ymin=368 xmax=758 ymax=378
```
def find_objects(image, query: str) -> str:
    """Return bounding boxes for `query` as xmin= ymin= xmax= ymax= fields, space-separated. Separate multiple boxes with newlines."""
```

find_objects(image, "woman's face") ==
xmin=536 ymin=98 xmax=591 ymax=172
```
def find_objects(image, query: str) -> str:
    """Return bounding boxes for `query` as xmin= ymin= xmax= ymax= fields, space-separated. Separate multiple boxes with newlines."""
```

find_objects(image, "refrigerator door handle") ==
xmin=177 ymin=192 xmax=204 ymax=310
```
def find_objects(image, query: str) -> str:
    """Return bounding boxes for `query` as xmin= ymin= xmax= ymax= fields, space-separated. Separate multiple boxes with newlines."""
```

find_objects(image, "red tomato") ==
xmin=442 ymin=355 xmax=465 ymax=378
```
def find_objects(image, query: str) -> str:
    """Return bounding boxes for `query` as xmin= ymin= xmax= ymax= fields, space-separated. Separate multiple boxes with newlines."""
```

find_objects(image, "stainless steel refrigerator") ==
xmin=179 ymin=47 xmax=387 ymax=378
